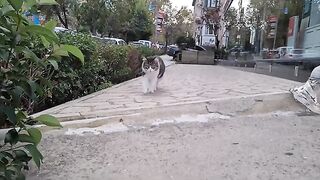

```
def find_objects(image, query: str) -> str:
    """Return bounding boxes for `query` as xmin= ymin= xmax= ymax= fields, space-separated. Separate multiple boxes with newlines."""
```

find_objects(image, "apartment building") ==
xmin=192 ymin=0 xmax=233 ymax=48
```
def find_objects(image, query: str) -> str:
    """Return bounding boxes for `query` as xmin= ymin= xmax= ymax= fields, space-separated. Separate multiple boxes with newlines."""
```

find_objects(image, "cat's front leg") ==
xmin=150 ymin=78 xmax=158 ymax=93
xmin=142 ymin=77 xmax=149 ymax=94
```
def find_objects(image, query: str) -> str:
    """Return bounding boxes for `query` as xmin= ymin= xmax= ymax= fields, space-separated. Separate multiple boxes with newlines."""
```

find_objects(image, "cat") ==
xmin=141 ymin=56 xmax=165 ymax=94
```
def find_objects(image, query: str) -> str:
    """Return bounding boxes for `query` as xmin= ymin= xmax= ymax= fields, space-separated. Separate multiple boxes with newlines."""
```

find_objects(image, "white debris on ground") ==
xmin=291 ymin=65 xmax=320 ymax=114
xmin=65 ymin=123 xmax=129 ymax=136
xmin=64 ymin=113 xmax=231 ymax=136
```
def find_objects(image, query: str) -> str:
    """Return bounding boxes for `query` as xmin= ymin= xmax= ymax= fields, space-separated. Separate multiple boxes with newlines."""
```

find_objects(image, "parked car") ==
xmin=158 ymin=43 xmax=165 ymax=49
xmin=110 ymin=38 xmax=126 ymax=45
xmin=186 ymin=45 xmax=207 ymax=52
xmin=284 ymin=49 xmax=306 ymax=59
xmin=129 ymin=41 xmax=144 ymax=47
xmin=95 ymin=37 xmax=126 ymax=45
xmin=54 ymin=27 xmax=69 ymax=33
xmin=275 ymin=46 xmax=293 ymax=58
xmin=138 ymin=40 xmax=152 ymax=48
xmin=167 ymin=45 xmax=181 ymax=58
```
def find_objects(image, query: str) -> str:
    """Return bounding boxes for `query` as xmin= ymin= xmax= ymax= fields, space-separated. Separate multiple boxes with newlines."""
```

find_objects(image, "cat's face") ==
xmin=142 ymin=57 xmax=159 ymax=72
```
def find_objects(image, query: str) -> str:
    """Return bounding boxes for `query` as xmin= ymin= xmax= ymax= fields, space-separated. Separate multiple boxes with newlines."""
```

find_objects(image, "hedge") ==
xmin=32 ymin=32 xmax=162 ymax=113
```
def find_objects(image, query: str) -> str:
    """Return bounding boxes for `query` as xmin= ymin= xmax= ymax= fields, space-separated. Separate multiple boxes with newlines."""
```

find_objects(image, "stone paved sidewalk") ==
xmin=35 ymin=62 xmax=302 ymax=121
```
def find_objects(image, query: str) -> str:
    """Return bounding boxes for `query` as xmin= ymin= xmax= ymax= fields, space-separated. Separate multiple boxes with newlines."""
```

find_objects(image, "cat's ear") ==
xmin=142 ymin=56 xmax=147 ymax=62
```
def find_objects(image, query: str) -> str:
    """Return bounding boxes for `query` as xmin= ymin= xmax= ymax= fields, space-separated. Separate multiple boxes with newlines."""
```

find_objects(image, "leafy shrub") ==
xmin=127 ymin=48 xmax=143 ymax=77
xmin=98 ymin=45 xmax=133 ymax=84
xmin=0 ymin=0 xmax=83 ymax=178
xmin=39 ymin=32 xmax=108 ymax=108
xmin=136 ymin=46 xmax=162 ymax=57
xmin=176 ymin=36 xmax=196 ymax=49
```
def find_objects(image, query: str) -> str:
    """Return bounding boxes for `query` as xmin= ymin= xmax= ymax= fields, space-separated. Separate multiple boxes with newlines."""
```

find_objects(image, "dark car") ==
xmin=167 ymin=45 xmax=181 ymax=58
xmin=194 ymin=45 xmax=206 ymax=51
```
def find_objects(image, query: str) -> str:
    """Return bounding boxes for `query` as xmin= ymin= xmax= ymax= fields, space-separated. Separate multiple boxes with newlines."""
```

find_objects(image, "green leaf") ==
xmin=61 ymin=45 xmax=84 ymax=64
xmin=0 ymin=106 xmax=17 ymax=124
xmin=27 ymin=128 xmax=42 ymax=145
xmin=7 ymin=0 xmax=23 ymax=11
xmin=0 ymin=5 xmax=14 ymax=16
xmin=35 ymin=114 xmax=62 ymax=127
xmin=0 ymin=151 xmax=14 ymax=160
xmin=16 ymin=110 xmax=27 ymax=122
xmin=4 ymin=129 xmax=19 ymax=145
xmin=48 ymin=59 xmax=58 ymax=70
xmin=52 ymin=48 xmax=69 ymax=57
xmin=44 ymin=20 xmax=57 ymax=31
xmin=22 ymin=48 xmax=41 ymax=62
xmin=18 ymin=134 xmax=35 ymax=144
xmin=14 ymin=150 xmax=32 ymax=162
xmin=26 ymin=25 xmax=58 ymax=44
xmin=0 ymin=26 xmax=10 ymax=33
xmin=16 ymin=172 xmax=25 ymax=180
xmin=40 ymin=35 xmax=50 ymax=48
xmin=24 ymin=144 xmax=43 ymax=168
xmin=36 ymin=0 xmax=58 ymax=5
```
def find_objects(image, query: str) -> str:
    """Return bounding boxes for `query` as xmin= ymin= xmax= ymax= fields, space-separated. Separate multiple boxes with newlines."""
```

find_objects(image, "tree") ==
xmin=224 ymin=7 xmax=238 ymax=47
xmin=245 ymin=0 xmax=278 ymax=50
xmin=129 ymin=0 xmax=153 ymax=40
xmin=161 ymin=3 xmax=193 ymax=46
xmin=39 ymin=0 xmax=74 ymax=28
xmin=276 ymin=0 xmax=304 ymax=47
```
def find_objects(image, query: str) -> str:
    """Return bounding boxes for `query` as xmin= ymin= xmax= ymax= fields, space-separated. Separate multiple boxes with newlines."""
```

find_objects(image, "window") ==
xmin=204 ymin=24 xmax=214 ymax=35
xmin=310 ymin=0 xmax=320 ymax=26
xmin=303 ymin=0 xmax=311 ymax=17
xmin=206 ymin=0 xmax=219 ymax=8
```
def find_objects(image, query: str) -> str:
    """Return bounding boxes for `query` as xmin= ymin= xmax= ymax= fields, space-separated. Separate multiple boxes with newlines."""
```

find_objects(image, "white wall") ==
xmin=303 ymin=24 xmax=320 ymax=51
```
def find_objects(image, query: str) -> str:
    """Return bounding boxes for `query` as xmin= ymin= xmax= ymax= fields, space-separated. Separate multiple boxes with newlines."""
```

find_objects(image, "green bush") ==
xmin=34 ymin=33 xmax=163 ymax=112
xmin=0 ymin=0 xmax=84 ymax=178
xmin=98 ymin=45 xmax=133 ymax=84
xmin=136 ymin=46 xmax=162 ymax=57
xmin=176 ymin=36 xmax=195 ymax=49
xmin=40 ymin=32 xmax=107 ymax=108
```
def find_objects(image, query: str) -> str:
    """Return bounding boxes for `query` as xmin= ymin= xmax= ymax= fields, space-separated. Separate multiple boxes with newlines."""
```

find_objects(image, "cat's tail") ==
xmin=157 ymin=56 xmax=166 ymax=79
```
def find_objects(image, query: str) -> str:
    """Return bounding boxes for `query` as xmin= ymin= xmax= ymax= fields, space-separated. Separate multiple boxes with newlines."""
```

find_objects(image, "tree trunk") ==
xmin=54 ymin=6 xmax=68 ymax=28
xmin=62 ymin=3 xmax=68 ymax=29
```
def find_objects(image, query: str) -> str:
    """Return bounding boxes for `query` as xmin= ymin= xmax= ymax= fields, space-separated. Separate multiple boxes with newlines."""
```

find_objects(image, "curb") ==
xmin=40 ymin=92 xmax=311 ymax=130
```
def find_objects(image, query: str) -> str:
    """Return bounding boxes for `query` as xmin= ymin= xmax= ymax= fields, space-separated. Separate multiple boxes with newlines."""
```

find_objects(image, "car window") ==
xmin=292 ymin=50 xmax=305 ymax=54
xmin=119 ymin=40 xmax=126 ymax=45
xmin=103 ymin=39 xmax=117 ymax=44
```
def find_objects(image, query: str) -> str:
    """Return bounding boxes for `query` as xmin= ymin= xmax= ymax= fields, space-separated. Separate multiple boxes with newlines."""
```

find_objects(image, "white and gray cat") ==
xmin=141 ymin=56 xmax=165 ymax=94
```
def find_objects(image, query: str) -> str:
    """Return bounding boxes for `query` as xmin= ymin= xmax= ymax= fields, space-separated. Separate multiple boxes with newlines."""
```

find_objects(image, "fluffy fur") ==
xmin=141 ymin=56 xmax=165 ymax=94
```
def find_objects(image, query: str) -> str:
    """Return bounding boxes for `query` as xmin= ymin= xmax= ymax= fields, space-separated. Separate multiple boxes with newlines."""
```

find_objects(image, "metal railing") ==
xmin=254 ymin=57 xmax=320 ymax=77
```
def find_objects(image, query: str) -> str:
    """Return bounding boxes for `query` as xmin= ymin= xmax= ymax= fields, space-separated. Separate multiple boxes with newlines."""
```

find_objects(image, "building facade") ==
xmin=301 ymin=0 xmax=320 ymax=51
xmin=192 ymin=0 xmax=233 ymax=48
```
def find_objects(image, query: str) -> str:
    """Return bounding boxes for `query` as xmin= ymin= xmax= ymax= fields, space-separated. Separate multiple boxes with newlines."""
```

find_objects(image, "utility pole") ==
xmin=154 ymin=1 xmax=158 ymax=43
xmin=260 ymin=6 xmax=266 ymax=54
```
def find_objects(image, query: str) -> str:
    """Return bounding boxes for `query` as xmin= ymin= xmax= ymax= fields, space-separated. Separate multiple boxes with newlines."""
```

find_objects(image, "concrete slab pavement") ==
xmin=33 ymin=62 xmax=302 ymax=122
xmin=26 ymin=60 xmax=320 ymax=180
